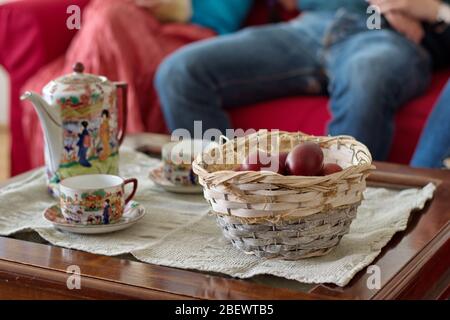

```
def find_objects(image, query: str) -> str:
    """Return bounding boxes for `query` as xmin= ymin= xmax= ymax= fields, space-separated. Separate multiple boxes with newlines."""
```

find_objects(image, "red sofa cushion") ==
xmin=230 ymin=70 xmax=450 ymax=164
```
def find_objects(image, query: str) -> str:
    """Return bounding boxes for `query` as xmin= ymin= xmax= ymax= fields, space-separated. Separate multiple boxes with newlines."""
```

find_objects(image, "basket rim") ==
xmin=192 ymin=131 xmax=374 ymax=185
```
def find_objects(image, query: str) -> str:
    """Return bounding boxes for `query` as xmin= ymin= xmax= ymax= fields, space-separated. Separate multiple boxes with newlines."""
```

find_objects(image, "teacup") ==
xmin=162 ymin=139 xmax=216 ymax=186
xmin=59 ymin=174 xmax=138 ymax=225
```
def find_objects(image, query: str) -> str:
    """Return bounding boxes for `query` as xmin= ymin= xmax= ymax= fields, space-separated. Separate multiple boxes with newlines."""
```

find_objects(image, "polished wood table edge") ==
xmin=372 ymin=161 xmax=450 ymax=180
xmin=372 ymin=222 xmax=450 ymax=300
xmin=0 ymin=258 xmax=191 ymax=300
xmin=0 ymin=237 xmax=327 ymax=300
xmin=1 ymin=152 xmax=449 ymax=299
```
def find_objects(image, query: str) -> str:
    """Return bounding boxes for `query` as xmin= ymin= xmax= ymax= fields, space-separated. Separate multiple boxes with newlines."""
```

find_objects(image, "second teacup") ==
xmin=162 ymin=139 xmax=217 ymax=186
xmin=59 ymin=174 xmax=138 ymax=225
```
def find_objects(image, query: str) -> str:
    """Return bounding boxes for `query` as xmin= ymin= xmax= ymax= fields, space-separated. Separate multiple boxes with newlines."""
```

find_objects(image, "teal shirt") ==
xmin=191 ymin=0 xmax=254 ymax=35
xmin=299 ymin=0 xmax=368 ymax=12
xmin=299 ymin=0 xmax=450 ymax=13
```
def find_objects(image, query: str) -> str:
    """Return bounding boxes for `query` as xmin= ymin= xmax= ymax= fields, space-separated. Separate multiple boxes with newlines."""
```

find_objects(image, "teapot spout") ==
xmin=21 ymin=91 xmax=62 ymax=173
xmin=21 ymin=91 xmax=61 ymax=126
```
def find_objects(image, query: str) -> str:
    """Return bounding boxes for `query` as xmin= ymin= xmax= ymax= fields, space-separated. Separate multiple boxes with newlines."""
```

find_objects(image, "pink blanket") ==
xmin=22 ymin=0 xmax=215 ymax=168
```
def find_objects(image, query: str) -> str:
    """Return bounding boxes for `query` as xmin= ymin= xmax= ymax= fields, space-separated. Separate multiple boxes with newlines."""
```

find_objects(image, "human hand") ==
xmin=384 ymin=12 xmax=425 ymax=44
xmin=369 ymin=0 xmax=441 ymax=22
xmin=279 ymin=0 xmax=298 ymax=11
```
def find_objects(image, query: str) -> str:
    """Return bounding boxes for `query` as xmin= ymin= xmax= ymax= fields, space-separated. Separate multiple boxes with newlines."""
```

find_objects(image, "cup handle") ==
xmin=114 ymin=81 xmax=128 ymax=146
xmin=124 ymin=178 xmax=138 ymax=205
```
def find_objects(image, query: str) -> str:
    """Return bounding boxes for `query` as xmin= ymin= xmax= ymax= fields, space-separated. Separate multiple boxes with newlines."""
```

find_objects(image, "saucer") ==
xmin=43 ymin=201 xmax=146 ymax=234
xmin=149 ymin=165 xmax=203 ymax=194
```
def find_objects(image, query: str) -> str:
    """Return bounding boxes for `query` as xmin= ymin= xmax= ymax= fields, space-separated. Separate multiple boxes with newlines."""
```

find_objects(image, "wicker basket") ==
xmin=192 ymin=131 xmax=374 ymax=260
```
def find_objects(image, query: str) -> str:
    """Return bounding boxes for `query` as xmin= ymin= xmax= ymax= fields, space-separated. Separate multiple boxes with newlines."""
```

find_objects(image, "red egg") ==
xmin=239 ymin=151 xmax=288 ymax=173
xmin=239 ymin=152 xmax=267 ymax=172
xmin=239 ymin=151 xmax=272 ymax=171
xmin=286 ymin=142 xmax=324 ymax=176
xmin=321 ymin=163 xmax=343 ymax=175
xmin=276 ymin=152 xmax=289 ymax=175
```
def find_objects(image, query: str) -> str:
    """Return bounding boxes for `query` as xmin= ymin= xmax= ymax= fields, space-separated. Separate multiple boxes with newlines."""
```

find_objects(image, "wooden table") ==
xmin=0 ymin=134 xmax=449 ymax=300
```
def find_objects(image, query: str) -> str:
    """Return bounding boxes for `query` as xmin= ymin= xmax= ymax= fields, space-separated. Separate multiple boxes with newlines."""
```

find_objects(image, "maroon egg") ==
xmin=239 ymin=152 xmax=266 ymax=172
xmin=239 ymin=151 xmax=288 ymax=173
xmin=275 ymin=152 xmax=289 ymax=175
xmin=286 ymin=142 xmax=324 ymax=176
xmin=321 ymin=163 xmax=343 ymax=176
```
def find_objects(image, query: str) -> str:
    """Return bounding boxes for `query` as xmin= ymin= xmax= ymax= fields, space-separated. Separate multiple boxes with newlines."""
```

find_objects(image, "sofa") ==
xmin=1 ymin=0 xmax=449 ymax=176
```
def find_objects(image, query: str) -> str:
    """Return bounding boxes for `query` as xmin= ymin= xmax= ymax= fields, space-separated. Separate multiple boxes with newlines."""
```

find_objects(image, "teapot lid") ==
xmin=53 ymin=62 xmax=108 ymax=85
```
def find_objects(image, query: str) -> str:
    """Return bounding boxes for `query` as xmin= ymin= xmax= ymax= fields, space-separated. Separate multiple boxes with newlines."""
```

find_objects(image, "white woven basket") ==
xmin=192 ymin=131 xmax=374 ymax=260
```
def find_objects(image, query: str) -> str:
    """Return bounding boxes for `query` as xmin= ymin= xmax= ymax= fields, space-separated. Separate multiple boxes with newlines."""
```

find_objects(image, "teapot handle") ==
xmin=114 ymin=82 xmax=128 ymax=146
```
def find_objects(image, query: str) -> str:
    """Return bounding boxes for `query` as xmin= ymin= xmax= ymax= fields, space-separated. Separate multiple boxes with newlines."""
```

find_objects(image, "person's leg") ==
xmin=155 ymin=13 xmax=335 ymax=134
xmin=326 ymin=30 xmax=432 ymax=160
xmin=411 ymin=80 xmax=450 ymax=168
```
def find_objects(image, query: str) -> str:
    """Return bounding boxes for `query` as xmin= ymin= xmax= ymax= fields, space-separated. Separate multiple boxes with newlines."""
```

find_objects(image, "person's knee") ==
xmin=332 ymin=47 xmax=428 ymax=119
xmin=155 ymin=54 xmax=188 ymax=107
xmin=155 ymin=54 xmax=181 ymax=95
xmin=155 ymin=53 xmax=187 ymax=124
xmin=336 ymin=35 xmax=430 ymax=103
xmin=155 ymin=46 xmax=209 ymax=97
xmin=349 ymin=52 xmax=401 ymax=96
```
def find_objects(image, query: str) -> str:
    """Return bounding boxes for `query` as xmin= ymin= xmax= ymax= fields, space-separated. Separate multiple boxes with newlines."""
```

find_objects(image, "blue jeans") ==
xmin=411 ymin=80 xmax=450 ymax=168
xmin=155 ymin=11 xmax=432 ymax=160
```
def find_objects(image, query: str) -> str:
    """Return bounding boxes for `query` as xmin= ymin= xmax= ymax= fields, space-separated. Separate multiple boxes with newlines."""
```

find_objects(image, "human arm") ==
xmin=369 ymin=0 xmax=445 ymax=23
xmin=384 ymin=12 xmax=425 ymax=43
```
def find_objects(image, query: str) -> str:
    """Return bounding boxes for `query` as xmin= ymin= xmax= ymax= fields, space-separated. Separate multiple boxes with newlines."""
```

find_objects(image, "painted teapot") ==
xmin=21 ymin=62 xmax=128 ymax=197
